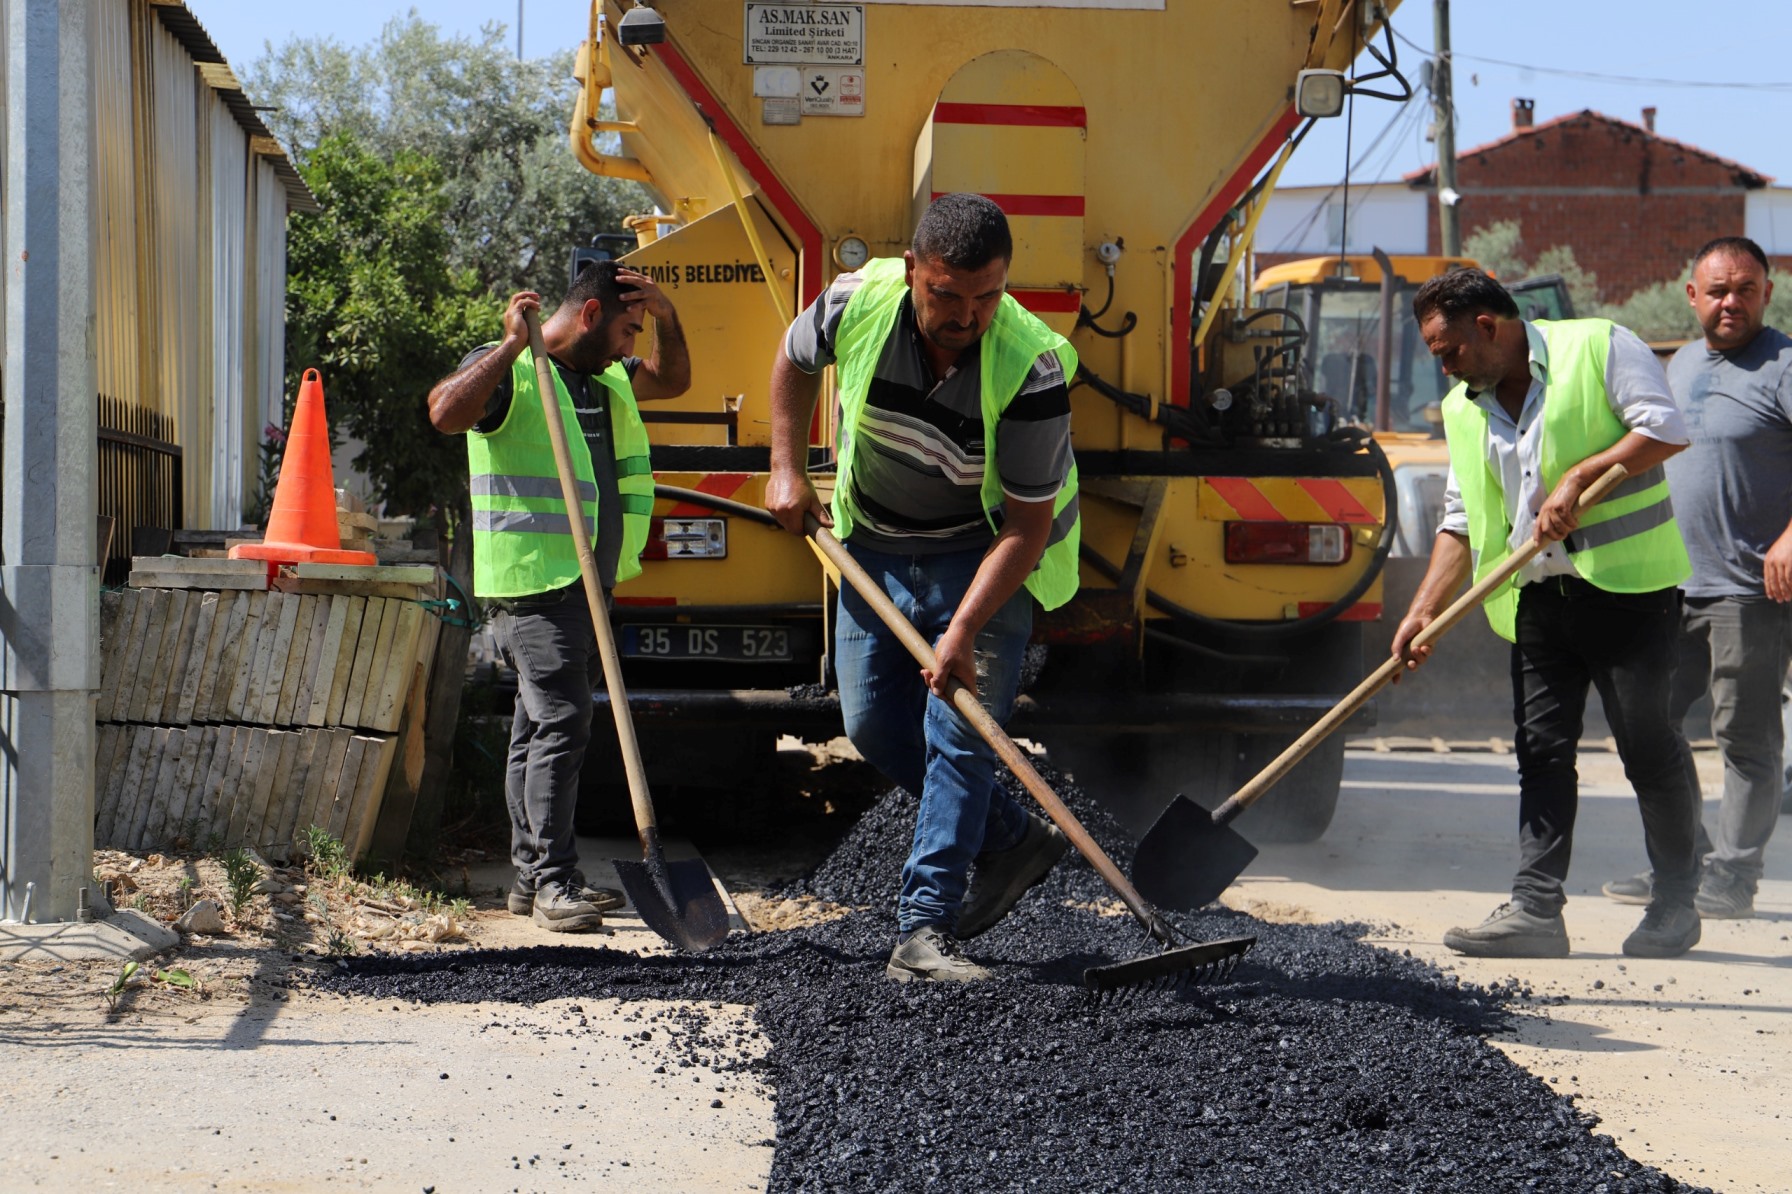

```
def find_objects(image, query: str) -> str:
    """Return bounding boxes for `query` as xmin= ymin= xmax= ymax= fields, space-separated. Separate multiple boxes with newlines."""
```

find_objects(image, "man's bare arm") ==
xmin=764 ymin=350 xmax=831 ymax=533
xmin=1389 ymin=530 xmax=1473 ymax=678
xmin=427 ymin=291 xmax=538 ymax=434
xmin=925 ymin=496 xmax=1053 ymax=697
xmin=618 ymin=270 xmax=692 ymax=401
xmin=1535 ymin=431 xmax=1685 ymax=542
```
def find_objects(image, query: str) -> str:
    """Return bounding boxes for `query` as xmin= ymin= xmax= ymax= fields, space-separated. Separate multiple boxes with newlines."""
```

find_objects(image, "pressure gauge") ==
xmin=834 ymin=236 xmax=870 ymax=271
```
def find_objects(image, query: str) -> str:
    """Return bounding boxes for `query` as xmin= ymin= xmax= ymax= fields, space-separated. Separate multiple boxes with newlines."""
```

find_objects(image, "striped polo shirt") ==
xmin=783 ymin=269 xmax=1073 ymax=553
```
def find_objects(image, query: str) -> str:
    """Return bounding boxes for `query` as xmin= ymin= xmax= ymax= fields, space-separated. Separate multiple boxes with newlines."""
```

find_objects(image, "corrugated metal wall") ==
xmin=209 ymin=98 xmax=249 ymax=528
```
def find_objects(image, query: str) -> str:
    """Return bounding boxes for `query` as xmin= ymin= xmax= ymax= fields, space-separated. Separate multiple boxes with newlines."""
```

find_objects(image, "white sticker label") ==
xmin=744 ymin=3 xmax=865 ymax=66
xmin=800 ymin=67 xmax=864 ymax=116
xmin=762 ymin=96 xmax=802 ymax=126
xmin=753 ymin=66 xmax=802 ymax=97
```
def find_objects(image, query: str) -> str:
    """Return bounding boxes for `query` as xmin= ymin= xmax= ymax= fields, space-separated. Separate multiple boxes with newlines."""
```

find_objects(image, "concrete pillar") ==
xmin=1 ymin=0 xmax=97 ymax=924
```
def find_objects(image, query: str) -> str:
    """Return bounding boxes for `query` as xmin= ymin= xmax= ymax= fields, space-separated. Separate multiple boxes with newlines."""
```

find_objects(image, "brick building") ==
xmin=1405 ymin=102 xmax=1788 ymax=302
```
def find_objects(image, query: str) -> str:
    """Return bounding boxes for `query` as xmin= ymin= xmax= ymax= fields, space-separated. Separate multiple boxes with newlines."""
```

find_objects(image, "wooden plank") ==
xmin=304 ymin=597 xmax=350 ymax=727
xmin=116 ymin=589 xmax=165 ymax=723
xmin=98 ymin=727 xmax=150 ymax=848
xmin=128 ymin=569 xmax=267 ymax=591
xmin=143 ymin=727 xmax=190 ymax=848
xmin=367 ymin=601 xmax=424 ymax=733
xmin=345 ymin=734 xmax=400 ymax=862
xmin=129 ymin=556 xmax=265 ymax=578
xmin=95 ymin=725 xmax=139 ymax=846
xmin=194 ymin=591 xmax=246 ymax=722
xmin=128 ymin=728 xmax=177 ymax=850
xmin=222 ymin=729 xmax=266 ymax=847
xmin=256 ymin=592 xmax=304 ymax=724
xmin=270 ymin=729 xmax=321 ymax=862
xmin=97 ymin=590 xmax=128 ymax=721
xmin=97 ymin=589 xmax=141 ymax=722
xmin=206 ymin=726 xmax=247 ymax=845
xmin=325 ymin=596 xmax=372 ymax=726
xmin=326 ymin=735 xmax=369 ymax=843
xmin=223 ymin=591 xmax=269 ymax=722
xmin=183 ymin=727 xmax=222 ymax=843
xmin=345 ymin=598 xmax=399 ymax=729
xmin=154 ymin=589 xmax=203 ymax=724
xmin=245 ymin=729 xmax=297 ymax=856
xmin=90 ymin=723 xmax=120 ymax=822
xmin=293 ymin=563 xmax=434 ymax=585
xmin=271 ymin=576 xmax=430 ymax=599
xmin=141 ymin=590 xmax=192 ymax=723
xmin=171 ymin=593 xmax=221 ymax=725
xmin=160 ymin=729 xmax=205 ymax=847
xmin=241 ymin=592 xmax=289 ymax=725
xmin=198 ymin=727 xmax=240 ymax=845
xmin=299 ymin=728 xmax=353 ymax=851
xmin=283 ymin=596 xmax=331 ymax=726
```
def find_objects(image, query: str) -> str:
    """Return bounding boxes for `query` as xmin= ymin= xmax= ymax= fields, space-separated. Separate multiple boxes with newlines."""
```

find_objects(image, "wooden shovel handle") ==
xmin=1210 ymin=461 xmax=1631 ymax=826
xmin=807 ymin=518 xmax=1173 ymax=941
xmin=525 ymin=310 xmax=663 ymax=850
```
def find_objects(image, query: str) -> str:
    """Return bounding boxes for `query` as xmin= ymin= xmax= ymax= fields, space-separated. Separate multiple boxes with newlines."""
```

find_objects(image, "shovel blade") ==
xmin=1130 ymin=795 xmax=1259 ymax=912
xmin=614 ymin=855 xmax=730 ymax=953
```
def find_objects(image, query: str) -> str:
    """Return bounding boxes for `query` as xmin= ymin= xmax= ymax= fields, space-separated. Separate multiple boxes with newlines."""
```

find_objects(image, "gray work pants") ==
xmin=493 ymin=586 xmax=601 ymax=889
xmin=1672 ymin=596 xmax=1792 ymax=883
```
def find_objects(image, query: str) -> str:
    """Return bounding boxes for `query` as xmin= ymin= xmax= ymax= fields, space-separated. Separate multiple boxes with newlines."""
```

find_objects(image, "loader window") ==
xmin=1301 ymin=283 xmax=1446 ymax=435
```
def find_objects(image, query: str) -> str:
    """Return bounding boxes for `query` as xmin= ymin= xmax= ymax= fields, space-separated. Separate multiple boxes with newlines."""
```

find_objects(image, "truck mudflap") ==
xmin=587 ymin=687 xmax=1377 ymax=736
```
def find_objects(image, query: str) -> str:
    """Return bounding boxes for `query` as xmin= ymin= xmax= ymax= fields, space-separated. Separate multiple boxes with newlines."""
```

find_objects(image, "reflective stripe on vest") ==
xmin=829 ymin=257 xmax=1082 ymax=611
xmin=466 ymin=349 xmax=655 ymax=598
xmin=1441 ymin=318 xmax=1691 ymax=641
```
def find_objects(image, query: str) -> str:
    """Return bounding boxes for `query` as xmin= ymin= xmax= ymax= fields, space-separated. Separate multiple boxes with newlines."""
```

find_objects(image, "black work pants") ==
xmin=1509 ymin=577 xmax=1701 ymax=915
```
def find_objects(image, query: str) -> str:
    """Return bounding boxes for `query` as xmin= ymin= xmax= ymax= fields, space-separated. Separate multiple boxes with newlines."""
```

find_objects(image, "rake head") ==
xmin=1082 ymin=935 xmax=1255 ymax=1003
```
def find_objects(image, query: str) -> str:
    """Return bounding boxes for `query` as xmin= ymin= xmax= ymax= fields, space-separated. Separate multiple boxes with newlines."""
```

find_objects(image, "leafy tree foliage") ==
xmin=249 ymin=12 xmax=647 ymax=304
xmin=284 ymin=133 xmax=485 ymax=516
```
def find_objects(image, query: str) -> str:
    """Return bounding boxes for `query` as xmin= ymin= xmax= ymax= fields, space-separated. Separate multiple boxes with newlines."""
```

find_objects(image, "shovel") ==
xmin=804 ymin=515 xmax=1253 ymax=997
xmin=524 ymin=311 xmax=729 ymax=952
xmin=1132 ymin=462 xmax=1633 ymax=912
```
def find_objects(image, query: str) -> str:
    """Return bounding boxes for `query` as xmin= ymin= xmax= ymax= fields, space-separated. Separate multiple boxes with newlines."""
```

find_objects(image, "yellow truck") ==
xmin=569 ymin=0 xmax=1418 ymax=842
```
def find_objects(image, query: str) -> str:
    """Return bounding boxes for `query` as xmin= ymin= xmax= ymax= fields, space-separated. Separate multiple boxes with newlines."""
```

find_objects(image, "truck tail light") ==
xmin=1223 ymin=522 xmax=1351 ymax=565
xmin=640 ymin=517 xmax=727 ymax=560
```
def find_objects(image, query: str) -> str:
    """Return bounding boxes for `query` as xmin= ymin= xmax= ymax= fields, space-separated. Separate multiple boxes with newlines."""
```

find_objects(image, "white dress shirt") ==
xmin=1438 ymin=321 xmax=1688 ymax=587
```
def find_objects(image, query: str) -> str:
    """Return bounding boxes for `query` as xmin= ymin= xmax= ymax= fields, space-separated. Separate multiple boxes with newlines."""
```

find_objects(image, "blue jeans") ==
xmin=834 ymin=542 xmax=1034 ymax=934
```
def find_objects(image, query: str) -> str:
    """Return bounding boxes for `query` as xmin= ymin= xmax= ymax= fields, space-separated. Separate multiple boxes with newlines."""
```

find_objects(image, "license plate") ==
xmin=621 ymin=624 xmax=794 ymax=661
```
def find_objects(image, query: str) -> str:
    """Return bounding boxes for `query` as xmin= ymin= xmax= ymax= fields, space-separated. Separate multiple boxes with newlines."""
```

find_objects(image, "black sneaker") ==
xmin=510 ymin=873 xmax=625 ymax=916
xmin=886 ymin=926 xmax=992 ymax=983
xmin=1694 ymin=865 xmax=1755 ymax=920
xmin=1601 ymin=872 xmax=1652 ymax=906
xmin=1622 ymin=901 xmax=1700 ymax=957
xmin=1441 ymin=901 xmax=1570 ymax=958
xmin=956 ymin=814 xmax=1070 ymax=940
xmin=531 ymin=879 xmax=607 ymax=933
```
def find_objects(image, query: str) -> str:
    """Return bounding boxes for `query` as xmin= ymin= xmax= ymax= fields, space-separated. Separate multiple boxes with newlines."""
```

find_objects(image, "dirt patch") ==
xmin=733 ymin=891 xmax=856 ymax=931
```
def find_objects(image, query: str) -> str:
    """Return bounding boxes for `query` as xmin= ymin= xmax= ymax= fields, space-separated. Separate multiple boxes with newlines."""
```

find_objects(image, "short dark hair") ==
xmin=1411 ymin=267 xmax=1520 ymax=326
xmin=560 ymin=258 xmax=628 ymax=318
xmin=912 ymin=192 xmax=1012 ymax=270
xmin=1692 ymin=236 xmax=1769 ymax=274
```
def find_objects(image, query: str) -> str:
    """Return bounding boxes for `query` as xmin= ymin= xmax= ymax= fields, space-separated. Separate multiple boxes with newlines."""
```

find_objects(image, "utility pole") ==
xmin=1432 ymin=0 xmax=1461 ymax=255
xmin=517 ymin=1 xmax=524 ymax=61
xmin=1 ymin=0 xmax=98 ymax=925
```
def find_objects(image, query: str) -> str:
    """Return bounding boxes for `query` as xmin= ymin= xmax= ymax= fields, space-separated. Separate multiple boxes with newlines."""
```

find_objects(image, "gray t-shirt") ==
xmin=1665 ymin=326 xmax=1792 ymax=599
xmin=783 ymin=269 xmax=1073 ymax=554
xmin=462 ymin=346 xmax=641 ymax=590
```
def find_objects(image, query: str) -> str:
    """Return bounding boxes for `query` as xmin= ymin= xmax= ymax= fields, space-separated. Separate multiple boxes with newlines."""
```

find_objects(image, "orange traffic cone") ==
xmin=230 ymin=368 xmax=377 ymax=568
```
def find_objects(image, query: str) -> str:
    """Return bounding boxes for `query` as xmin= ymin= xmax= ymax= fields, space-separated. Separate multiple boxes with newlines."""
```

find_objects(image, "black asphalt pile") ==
xmin=323 ymin=763 xmax=1706 ymax=1194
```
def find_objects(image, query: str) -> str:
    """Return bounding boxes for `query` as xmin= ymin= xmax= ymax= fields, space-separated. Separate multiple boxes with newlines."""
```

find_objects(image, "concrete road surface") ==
xmin=1224 ymin=744 xmax=1790 ymax=1194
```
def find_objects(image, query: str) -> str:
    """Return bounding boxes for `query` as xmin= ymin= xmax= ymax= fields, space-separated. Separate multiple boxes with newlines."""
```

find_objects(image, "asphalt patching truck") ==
xmin=565 ymin=0 xmax=1415 ymax=843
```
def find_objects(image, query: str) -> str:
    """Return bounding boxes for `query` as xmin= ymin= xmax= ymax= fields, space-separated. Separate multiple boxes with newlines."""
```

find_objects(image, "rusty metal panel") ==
xmin=147 ymin=16 xmax=205 ymax=518
xmin=250 ymin=156 xmax=288 ymax=528
xmin=93 ymin=0 xmax=139 ymax=417
xmin=209 ymin=92 xmax=248 ymax=528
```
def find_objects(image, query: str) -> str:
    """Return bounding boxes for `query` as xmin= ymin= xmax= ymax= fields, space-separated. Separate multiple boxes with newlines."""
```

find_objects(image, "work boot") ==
xmin=956 ymin=814 xmax=1070 ymax=939
xmin=1601 ymin=872 xmax=1653 ymax=906
xmin=1622 ymin=900 xmax=1701 ymax=958
xmin=886 ymin=926 xmax=992 ymax=983
xmin=510 ymin=873 xmax=625 ymax=916
xmin=1694 ymin=864 xmax=1755 ymax=920
xmin=531 ymin=879 xmax=607 ymax=933
xmin=1442 ymin=901 xmax=1570 ymax=958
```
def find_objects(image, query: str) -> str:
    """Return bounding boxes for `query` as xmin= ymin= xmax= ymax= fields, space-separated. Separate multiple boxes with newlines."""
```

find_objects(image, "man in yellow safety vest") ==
xmin=428 ymin=261 xmax=688 ymax=932
xmin=767 ymin=193 xmax=1080 ymax=983
xmin=1392 ymin=267 xmax=1702 ymax=960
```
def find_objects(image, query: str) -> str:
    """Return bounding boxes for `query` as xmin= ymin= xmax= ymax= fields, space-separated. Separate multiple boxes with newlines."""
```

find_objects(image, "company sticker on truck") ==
xmin=743 ymin=4 xmax=864 ymax=66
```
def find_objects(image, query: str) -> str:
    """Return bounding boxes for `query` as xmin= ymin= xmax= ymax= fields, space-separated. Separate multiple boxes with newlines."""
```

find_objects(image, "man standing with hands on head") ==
xmin=1392 ymin=268 xmax=1703 ymax=960
xmin=765 ymin=193 xmax=1079 ymax=983
xmin=1602 ymin=237 xmax=1792 ymax=920
xmin=427 ymin=261 xmax=689 ymax=933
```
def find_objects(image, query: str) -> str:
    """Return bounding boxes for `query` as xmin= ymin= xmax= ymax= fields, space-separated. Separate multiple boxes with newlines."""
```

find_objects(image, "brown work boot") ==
xmin=886 ymin=926 xmax=992 ymax=983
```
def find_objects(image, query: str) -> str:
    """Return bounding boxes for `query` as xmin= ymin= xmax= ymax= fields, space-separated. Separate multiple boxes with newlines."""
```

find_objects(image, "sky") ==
xmin=197 ymin=1 xmax=1792 ymax=188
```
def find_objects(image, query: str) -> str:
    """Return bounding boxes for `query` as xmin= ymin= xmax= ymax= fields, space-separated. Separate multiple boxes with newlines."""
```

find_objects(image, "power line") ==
xmin=1272 ymin=98 xmax=1426 ymax=251
xmin=1391 ymin=26 xmax=1792 ymax=92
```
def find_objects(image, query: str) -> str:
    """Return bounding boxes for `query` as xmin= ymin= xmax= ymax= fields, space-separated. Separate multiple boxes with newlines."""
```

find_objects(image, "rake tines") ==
xmin=1082 ymin=934 xmax=1255 ymax=1002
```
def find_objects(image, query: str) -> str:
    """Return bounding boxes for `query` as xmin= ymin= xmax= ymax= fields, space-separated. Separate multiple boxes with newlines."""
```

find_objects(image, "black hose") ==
xmin=655 ymin=483 xmax=780 ymax=527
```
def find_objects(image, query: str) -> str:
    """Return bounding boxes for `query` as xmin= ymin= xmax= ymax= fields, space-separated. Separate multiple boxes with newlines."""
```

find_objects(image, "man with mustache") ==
xmin=1392 ymin=268 xmax=1702 ymax=959
xmin=428 ymin=260 xmax=689 ymax=932
xmin=766 ymin=194 xmax=1079 ymax=981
